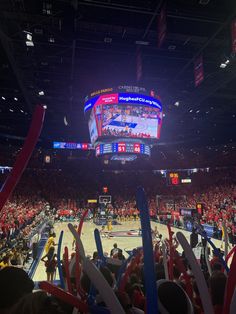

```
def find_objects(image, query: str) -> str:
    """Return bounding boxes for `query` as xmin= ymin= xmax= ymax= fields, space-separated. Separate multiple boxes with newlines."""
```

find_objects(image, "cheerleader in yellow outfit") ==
xmin=45 ymin=233 xmax=57 ymax=254
xmin=107 ymin=219 xmax=112 ymax=231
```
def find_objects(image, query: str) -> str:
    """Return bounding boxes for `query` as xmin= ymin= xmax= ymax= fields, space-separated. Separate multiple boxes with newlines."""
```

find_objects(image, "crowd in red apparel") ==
xmin=0 ymin=197 xmax=48 ymax=240
xmin=102 ymin=127 xmax=152 ymax=138
xmin=0 ymin=166 xmax=236 ymax=313
xmin=0 ymin=168 xmax=235 ymax=242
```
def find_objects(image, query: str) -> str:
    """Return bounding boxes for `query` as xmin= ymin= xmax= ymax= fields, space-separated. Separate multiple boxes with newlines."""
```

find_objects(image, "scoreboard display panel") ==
xmin=85 ymin=87 xmax=163 ymax=145
xmin=84 ymin=86 xmax=163 ymax=161
xmin=166 ymin=172 xmax=192 ymax=186
xmin=95 ymin=142 xmax=150 ymax=157
xmin=167 ymin=172 xmax=180 ymax=186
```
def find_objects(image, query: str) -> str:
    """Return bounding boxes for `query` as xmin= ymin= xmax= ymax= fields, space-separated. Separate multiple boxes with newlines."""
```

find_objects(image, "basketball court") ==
xmin=102 ymin=114 xmax=158 ymax=137
xmin=33 ymin=220 xmax=224 ymax=283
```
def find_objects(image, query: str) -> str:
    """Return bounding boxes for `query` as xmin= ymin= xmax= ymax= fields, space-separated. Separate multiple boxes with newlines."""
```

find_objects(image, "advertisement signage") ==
xmin=53 ymin=142 xmax=93 ymax=150
xmin=84 ymin=92 xmax=162 ymax=112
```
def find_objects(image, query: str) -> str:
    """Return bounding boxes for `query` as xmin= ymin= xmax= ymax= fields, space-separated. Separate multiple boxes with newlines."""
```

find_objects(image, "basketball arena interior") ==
xmin=0 ymin=1 xmax=236 ymax=314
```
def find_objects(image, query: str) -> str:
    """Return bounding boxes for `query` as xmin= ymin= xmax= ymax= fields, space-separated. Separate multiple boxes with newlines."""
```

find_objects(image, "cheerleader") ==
xmin=41 ymin=246 xmax=57 ymax=283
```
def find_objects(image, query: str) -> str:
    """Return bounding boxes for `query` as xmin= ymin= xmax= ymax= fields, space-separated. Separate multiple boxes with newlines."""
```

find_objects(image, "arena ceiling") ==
xmin=0 ymin=0 xmax=236 ymax=153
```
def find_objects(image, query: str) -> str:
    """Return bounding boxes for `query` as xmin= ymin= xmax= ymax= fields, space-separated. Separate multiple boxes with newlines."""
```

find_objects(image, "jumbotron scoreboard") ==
xmin=95 ymin=142 xmax=151 ymax=158
xmin=84 ymin=85 xmax=163 ymax=161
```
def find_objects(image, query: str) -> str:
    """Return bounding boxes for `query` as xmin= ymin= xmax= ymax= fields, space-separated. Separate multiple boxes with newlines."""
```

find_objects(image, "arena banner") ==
xmin=136 ymin=46 xmax=142 ymax=82
xmin=231 ymin=18 xmax=236 ymax=53
xmin=194 ymin=55 xmax=204 ymax=87
xmin=157 ymin=3 xmax=167 ymax=48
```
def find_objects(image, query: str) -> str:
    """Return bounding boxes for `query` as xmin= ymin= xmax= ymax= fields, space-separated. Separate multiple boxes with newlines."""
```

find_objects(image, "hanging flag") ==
xmin=157 ymin=3 xmax=167 ymax=48
xmin=136 ymin=46 xmax=142 ymax=82
xmin=231 ymin=19 xmax=236 ymax=53
xmin=194 ymin=55 xmax=204 ymax=87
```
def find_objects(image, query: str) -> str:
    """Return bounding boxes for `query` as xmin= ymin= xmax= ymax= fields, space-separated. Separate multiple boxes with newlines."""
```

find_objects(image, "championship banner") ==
xmin=157 ymin=3 xmax=167 ymax=48
xmin=194 ymin=55 xmax=204 ymax=87
xmin=231 ymin=19 xmax=236 ymax=53
xmin=136 ymin=46 xmax=142 ymax=82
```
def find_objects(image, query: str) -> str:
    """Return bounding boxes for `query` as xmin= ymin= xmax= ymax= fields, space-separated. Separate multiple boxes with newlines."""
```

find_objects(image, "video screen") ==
xmin=101 ymin=104 xmax=160 ymax=139
xmin=88 ymin=108 xmax=98 ymax=144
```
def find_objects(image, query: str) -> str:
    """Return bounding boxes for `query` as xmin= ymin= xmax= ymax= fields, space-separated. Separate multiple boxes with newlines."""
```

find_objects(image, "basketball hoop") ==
xmin=103 ymin=200 xmax=108 ymax=208
xmin=99 ymin=195 xmax=112 ymax=207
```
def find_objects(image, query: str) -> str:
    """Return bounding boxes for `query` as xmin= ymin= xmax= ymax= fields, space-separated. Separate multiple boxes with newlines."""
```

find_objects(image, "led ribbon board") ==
xmin=95 ymin=142 xmax=151 ymax=157
xmin=84 ymin=93 xmax=162 ymax=112
xmin=53 ymin=142 xmax=93 ymax=150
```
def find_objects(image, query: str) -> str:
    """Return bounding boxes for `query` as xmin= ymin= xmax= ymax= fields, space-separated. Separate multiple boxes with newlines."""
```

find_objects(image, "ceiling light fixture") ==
xmin=135 ymin=40 xmax=149 ymax=45
xmin=220 ymin=63 xmax=227 ymax=69
xmin=14 ymin=97 xmax=18 ymax=101
xmin=104 ymin=37 xmax=112 ymax=43
xmin=39 ymin=91 xmax=45 ymax=96
xmin=26 ymin=40 xmax=34 ymax=47
xmin=24 ymin=30 xmax=34 ymax=47
xmin=2 ymin=96 xmax=6 ymax=100
xmin=174 ymin=101 xmax=180 ymax=107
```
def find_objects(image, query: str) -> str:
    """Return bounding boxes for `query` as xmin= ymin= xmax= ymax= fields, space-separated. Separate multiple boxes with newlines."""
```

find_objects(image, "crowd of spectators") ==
xmin=102 ymin=126 xmax=153 ymax=139
xmin=0 ymin=194 xmax=50 ymax=270
xmin=0 ymin=164 xmax=236 ymax=313
xmin=0 ymin=230 xmax=232 ymax=314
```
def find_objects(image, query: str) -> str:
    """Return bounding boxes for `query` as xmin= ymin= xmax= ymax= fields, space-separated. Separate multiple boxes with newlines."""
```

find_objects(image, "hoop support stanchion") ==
xmin=136 ymin=186 xmax=158 ymax=314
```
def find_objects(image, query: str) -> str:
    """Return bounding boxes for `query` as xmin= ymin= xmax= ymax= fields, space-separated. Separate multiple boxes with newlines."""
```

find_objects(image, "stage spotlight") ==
xmin=2 ymin=96 xmax=6 ymax=100
xmin=39 ymin=91 xmax=45 ymax=96
xmin=174 ymin=101 xmax=180 ymax=107
xmin=14 ymin=97 xmax=18 ymax=101
xmin=43 ymin=105 xmax=47 ymax=109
